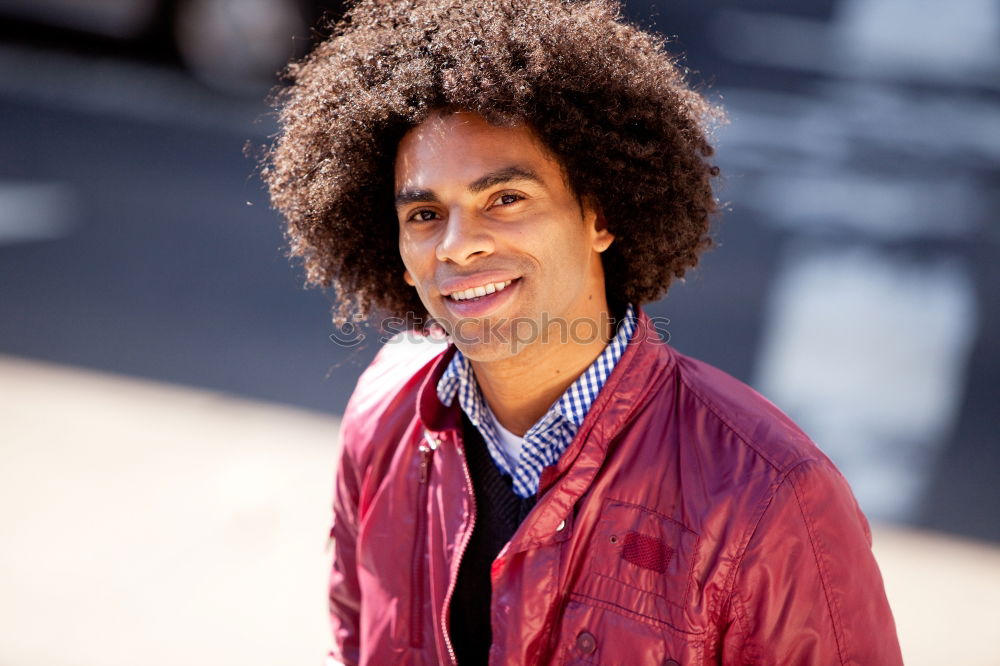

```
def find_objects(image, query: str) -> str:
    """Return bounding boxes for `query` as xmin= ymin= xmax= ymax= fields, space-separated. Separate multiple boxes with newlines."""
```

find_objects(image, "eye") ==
xmin=492 ymin=192 xmax=525 ymax=207
xmin=407 ymin=209 xmax=440 ymax=223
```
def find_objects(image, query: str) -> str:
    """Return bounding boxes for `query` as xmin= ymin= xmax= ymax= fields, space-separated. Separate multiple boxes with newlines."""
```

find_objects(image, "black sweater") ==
xmin=448 ymin=414 xmax=537 ymax=665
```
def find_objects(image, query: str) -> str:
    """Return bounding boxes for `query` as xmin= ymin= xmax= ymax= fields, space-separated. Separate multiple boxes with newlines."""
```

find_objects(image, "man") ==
xmin=266 ymin=0 xmax=903 ymax=663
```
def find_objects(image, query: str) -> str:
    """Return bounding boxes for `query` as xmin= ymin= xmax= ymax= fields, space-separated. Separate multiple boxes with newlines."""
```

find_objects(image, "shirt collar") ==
xmin=437 ymin=304 xmax=637 ymax=428
xmin=552 ymin=303 xmax=636 ymax=428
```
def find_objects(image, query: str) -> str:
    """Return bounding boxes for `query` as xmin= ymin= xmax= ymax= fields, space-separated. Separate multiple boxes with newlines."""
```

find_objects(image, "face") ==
xmin=394 ymin=111 xmax=614 ymax=362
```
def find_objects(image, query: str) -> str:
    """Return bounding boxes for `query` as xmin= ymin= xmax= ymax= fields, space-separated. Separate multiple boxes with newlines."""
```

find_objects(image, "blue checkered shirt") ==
xmin=436 ymin=304 xmax=637 ymax=498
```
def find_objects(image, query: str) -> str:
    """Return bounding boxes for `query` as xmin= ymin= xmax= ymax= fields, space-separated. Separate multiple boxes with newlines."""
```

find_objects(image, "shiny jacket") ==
xmin=328 ymin=311 xmax=903 ymax=665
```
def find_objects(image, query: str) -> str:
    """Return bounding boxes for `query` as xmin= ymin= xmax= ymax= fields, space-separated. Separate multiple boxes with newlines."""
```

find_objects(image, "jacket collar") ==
xmin=544 ymin=307 xmax=675 ymax=483
xmin=519 ymin=308 xmax=676 ymax=551
xmin=417 ymin=342 xmax=460 ymax=434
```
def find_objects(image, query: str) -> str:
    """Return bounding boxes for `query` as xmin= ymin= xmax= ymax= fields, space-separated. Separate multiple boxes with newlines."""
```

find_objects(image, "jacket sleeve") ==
xmin=721 ymin=459 xmax=903 ymax=665
xmin=326 ymin=428 xmax=364 ymax=666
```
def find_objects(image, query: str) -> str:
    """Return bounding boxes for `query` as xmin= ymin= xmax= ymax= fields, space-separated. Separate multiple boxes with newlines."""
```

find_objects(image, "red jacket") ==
xmin=328 ymin=311 xmax=902 ymax=665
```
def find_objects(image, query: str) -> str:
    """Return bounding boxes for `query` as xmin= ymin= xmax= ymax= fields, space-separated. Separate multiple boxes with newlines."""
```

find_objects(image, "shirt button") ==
xmin=575 ymin=631 xmax=597 ymax=654
xmin=556 ymin=519 xmax=566 ymax=532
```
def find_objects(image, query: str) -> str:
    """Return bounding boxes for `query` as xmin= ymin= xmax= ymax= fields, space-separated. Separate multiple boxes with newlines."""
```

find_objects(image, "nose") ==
xmin=435 ymin=210 xmax=494 ymax=265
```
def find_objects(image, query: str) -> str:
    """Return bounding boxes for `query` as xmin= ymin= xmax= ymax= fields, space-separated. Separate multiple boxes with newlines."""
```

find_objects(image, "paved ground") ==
xmin=2 ymin=356 xmax=998 ymax=665
xmin=0 ymin=356 xmax=335 ymax=666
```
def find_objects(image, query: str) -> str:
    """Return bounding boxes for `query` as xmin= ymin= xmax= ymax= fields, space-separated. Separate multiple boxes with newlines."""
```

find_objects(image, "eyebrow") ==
xmin=468 ymin=166 xmax=542 ymax=193
xmin=394 ymin=165 xmax=543 ymax=208
xmin=394 ymin=189 xmax=439 ymax=207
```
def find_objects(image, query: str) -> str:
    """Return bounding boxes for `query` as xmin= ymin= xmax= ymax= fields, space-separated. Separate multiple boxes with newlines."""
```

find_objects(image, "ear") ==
xmin=585 ymin=199 xmax=615 ymax=253
xmin=403 ymin=270 xmax=415 ymax=286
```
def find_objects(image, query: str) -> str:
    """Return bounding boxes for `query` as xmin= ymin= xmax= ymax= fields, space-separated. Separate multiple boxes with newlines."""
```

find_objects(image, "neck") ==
xmin=470 ymin=306 xmax=616 ymax=436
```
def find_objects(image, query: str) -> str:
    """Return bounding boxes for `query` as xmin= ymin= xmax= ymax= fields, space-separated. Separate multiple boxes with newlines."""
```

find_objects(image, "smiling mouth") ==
xmin=446 ymin=279 xmax=517 ymax=302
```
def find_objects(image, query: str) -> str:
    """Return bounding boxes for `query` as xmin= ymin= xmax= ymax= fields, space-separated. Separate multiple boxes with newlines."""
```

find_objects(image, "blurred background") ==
xmin=1 ymin=0 xmax=997 ymax=664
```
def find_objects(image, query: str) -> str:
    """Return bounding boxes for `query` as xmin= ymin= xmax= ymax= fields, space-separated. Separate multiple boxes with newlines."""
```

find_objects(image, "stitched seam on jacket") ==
xmin=604 ymin=497 xmax=697 ymax=534
xmin=713 ymin=460 xmax=812 ymax=661
xmin=790 ymin=462 xmax=849 ymax=665
xmin=729 ymin=592 xmax=758 ymax=665
xmin=677 ymin=372 xmax=782 ymax=472
xmin=568 ymin=591 xmax=700 ymax=637
xmin=590 ymin=571 xmax=688 ymax=614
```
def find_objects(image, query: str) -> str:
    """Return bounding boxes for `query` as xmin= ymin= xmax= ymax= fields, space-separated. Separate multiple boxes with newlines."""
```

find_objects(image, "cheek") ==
xmin=398 ymin=233 xmax=438 ymax=293
xmin=398 ymin=233 xmax=421 ymax=269
xmin=545 ymin=218 xmax=594 ymax=261
xmin=540 ymin=228 xmax=600 ymax=289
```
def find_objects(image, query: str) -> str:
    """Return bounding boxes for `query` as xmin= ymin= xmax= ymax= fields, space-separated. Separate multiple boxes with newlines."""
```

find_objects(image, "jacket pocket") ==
xmin=577 ymin=499 xmax=700 ymax=633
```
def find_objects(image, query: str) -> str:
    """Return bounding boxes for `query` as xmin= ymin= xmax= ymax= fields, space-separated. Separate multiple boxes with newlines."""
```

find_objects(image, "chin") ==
xmin=445 ymin=317 xmax=531 ymax=362
xmin=452 ymin=338 xmax=520 ymax=363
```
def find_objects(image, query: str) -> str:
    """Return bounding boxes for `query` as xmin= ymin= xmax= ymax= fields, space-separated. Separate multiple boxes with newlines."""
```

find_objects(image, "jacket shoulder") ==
xmin=670 ymin=350 xmax=827 ymax=474
xmin=340 ymin=332 xmax=448 ymax=467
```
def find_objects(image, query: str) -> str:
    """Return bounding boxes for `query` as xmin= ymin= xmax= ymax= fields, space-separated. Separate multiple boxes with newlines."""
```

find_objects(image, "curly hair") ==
xmin=264 ymin=0 xmax=722 ymax=325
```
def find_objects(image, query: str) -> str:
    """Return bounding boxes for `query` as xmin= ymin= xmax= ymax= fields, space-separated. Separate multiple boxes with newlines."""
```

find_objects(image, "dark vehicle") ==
xmin=0 ymin=0 xmax=344 ymax=93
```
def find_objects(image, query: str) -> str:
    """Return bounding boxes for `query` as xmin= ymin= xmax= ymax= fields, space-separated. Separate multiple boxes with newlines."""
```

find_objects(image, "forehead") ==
xmin=394 ymin=111 xmax=559 ymax=190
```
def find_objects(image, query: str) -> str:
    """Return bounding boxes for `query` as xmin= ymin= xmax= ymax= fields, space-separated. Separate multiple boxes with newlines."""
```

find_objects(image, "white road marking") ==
xmin=0 ymin=181 xmax=77 ymax=245
xmin=710 ymin=0 xmax=1000 ymax=87
xmin=754 ymin=245 xmax=978 ymax=522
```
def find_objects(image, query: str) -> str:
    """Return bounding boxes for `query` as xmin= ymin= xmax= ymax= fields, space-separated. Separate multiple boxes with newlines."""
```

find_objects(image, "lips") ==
xmin=438 ymin=271 xmax=521 ymax=298
xmin=440 ymin=276 xmax=522 ymax=318
xmin=447 ymin=279 xmax=514 ymax=302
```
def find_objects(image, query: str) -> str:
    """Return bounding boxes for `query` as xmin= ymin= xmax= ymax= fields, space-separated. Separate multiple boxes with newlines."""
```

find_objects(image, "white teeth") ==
xmin=448 ymin=280 xmax=514 ymax=301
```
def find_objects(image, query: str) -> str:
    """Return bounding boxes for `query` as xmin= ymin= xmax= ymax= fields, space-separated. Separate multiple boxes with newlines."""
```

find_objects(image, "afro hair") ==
xmin=265 ymin=0 xmax=723 ymax=325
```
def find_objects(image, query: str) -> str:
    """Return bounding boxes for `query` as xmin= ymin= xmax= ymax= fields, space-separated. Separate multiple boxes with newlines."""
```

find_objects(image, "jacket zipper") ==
xmin=410 ymin=431 xmax=439 ymax=648
xmin=440 ymin=433 xmax=476 ymax=665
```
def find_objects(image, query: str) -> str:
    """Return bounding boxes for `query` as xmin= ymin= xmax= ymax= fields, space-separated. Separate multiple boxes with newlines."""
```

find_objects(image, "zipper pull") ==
xmin=419 ymin=431 xmax=440 ymax=484
xmin=418 ymin=445 xmax=431 ymax=483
